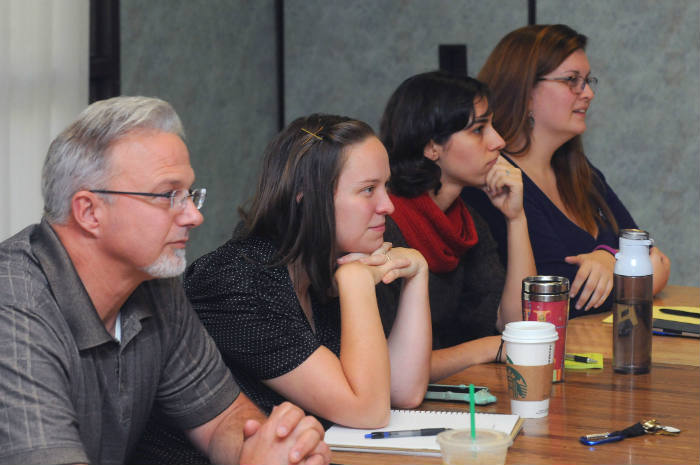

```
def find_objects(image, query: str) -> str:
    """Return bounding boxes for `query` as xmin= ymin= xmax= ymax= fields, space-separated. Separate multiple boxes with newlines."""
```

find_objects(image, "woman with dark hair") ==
xmin=462 ymin=24 xmax=670 ymax=317
xmin=130 ymin=114 xmax=431 ymax=464
xmin=191 ymin=113 xmax=432 ymax=424
xmin=377 ymin=71 xmax=536 ymax=382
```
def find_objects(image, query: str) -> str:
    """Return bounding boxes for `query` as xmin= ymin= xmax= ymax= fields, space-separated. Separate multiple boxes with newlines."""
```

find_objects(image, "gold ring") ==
xmin=385 ymin=253 xmax=391 ymax=262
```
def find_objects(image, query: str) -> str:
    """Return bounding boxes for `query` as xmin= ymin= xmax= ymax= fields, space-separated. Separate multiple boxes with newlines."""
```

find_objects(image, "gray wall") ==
xmin=121 ymin=0 xmax=699 ymax=286
xmin=285 ymin=0 xmax=525 ymax=128
xmin=121 ymin=0 xmax=278 ymax=262
xmin=538 ymin=0 xmax=700 ymax=288
xmin=284 ymin=0 xmax=700 ymax=287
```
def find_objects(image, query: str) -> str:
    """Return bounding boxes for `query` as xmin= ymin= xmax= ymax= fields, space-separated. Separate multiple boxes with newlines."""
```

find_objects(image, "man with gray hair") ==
xmin=0 ymin=96 xmax=329 ymax=465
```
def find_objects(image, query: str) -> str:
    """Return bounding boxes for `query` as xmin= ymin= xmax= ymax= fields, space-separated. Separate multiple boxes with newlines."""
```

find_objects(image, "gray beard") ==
xmin=141 ymin=248 xmax=187 ymax=278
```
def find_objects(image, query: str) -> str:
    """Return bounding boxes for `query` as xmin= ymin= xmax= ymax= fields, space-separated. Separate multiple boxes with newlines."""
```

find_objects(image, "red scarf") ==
xmin=389 ymin=193 xmax=479 ymax=273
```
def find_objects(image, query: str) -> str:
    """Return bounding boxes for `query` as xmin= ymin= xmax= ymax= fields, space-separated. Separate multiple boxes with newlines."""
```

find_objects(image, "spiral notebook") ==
xmin=326 ymin=409 xmax=522 ymax=456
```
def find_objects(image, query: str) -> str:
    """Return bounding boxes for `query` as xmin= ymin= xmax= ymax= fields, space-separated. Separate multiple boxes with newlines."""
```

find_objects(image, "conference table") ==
xmin=331 ymin=285 xmax=699 ymax=465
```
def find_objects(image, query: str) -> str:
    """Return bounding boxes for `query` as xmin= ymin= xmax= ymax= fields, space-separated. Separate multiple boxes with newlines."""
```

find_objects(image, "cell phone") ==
xmin=425 ymin=384 xmax=496 ymax=404
xmin=427 ymin=383 xmax=486 ymax=393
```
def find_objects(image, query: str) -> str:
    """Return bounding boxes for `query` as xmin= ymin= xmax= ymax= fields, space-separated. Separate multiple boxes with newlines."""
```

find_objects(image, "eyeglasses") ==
xmin=537 ymin=75 xmax=598 ymax=94
xmin=89 ymin=188 xmax=207 ymax=211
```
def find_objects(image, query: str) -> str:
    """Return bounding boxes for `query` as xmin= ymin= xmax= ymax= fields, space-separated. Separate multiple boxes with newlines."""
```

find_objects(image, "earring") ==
xmin=528 ymin=111 xmax=535 ymax=127
xmin=430 ymin=145 xmax=440 ymax=162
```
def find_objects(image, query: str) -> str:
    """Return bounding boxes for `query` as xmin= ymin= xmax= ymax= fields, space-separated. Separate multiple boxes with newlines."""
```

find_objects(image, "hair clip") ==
xmin=301 ymin=127 xmax=323 ymax=141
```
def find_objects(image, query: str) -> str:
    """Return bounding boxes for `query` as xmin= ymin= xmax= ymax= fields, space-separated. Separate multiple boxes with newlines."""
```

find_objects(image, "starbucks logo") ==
xmin=506 ymin=356 xmax=528 ymax=399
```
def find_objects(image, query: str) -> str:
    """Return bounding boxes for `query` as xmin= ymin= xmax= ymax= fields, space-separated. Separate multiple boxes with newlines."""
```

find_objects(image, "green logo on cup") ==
xmin=506 ymin=355 xmax=528 ymax=400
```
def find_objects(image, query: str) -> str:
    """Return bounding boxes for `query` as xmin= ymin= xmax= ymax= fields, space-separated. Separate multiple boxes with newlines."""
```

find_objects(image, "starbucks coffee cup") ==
xmin=501 ymin=321 xmax=558 ymax=418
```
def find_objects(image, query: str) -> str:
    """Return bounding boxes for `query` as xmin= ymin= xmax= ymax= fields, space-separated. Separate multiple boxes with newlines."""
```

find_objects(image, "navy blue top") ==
xmin=461 ymin=156 xmax=637 ymax=318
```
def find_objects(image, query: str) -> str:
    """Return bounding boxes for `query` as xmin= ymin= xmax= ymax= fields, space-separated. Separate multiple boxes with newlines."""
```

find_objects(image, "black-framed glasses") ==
xmin=89 ymin=188 xmax=207 ymax=211
xmin=537 ymin=75 xmax=598 ymax=94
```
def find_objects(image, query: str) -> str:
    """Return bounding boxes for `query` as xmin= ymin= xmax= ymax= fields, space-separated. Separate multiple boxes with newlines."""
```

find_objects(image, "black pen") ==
xmin=565 ymin=353 xmax=596 ymax=364
xmin=659 ymin=308 xmax=700 ymax=319
xmin=365 ymin=427 xmax=450 ymax=439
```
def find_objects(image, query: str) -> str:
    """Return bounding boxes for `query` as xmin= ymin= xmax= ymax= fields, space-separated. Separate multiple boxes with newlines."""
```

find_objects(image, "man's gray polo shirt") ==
xmin=0 ymin=219 xmax=240 ymax=465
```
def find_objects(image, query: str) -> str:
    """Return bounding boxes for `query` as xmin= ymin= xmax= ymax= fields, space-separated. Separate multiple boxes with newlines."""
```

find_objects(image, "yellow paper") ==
xmin=602 ymin=305 xmax=700 ymax=324
xmin=564 ymin=352 xmax=604 ymax=370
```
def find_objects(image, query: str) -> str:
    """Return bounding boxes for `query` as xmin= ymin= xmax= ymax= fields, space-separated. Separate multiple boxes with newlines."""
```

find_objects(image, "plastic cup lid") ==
xmin=501 ymin=321 xmax=559 ymax=343
xmin=437 ymin=429 xmax=512 ymax=451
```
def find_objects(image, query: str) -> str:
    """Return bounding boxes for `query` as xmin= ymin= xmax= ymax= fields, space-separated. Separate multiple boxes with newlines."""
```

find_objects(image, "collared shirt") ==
xmin=0 ymin=219 xmax=239 ymax=465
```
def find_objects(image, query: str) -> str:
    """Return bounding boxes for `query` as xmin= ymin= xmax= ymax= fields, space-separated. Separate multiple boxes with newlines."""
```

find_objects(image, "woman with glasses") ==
xmin=376 ymin=71 xmax=536 ymax=381
xmin=131 ymin=114 xmax=431 ymax=464
xmin=462 ymin=24 xmax=670 ymax=317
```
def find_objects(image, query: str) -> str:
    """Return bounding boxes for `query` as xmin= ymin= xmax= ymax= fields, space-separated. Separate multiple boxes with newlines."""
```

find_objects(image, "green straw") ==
xmin=469 ymin=383 xmax=476 ymax=440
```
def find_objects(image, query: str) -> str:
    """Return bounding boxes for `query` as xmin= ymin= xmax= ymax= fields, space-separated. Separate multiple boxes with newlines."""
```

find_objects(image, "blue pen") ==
xmin=579 ymin=432 xmax=625 ymax=446
xmin=365 ymin=427 xmax=450 ymax=439
xmin=653 ymin=328 xmax=699 ymax=338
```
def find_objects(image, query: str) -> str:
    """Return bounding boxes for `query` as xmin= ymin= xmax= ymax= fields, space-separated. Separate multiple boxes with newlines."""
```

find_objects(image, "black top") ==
xmin=185 ymin=234 xmax=341 ymax=413
xmin=376 ymin=206 xmax=505 ymax=349
xmin=130 ymin=234 xmax=341 ymax=464
xmin=461 ymin=158 xmax=637 ymax=317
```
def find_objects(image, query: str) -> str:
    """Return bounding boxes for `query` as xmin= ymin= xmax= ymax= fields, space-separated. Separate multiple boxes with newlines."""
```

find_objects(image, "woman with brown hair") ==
xmin=131 ymin=114 xmax=431 ymax=464
xmin=462 ymin=24 xmax=670 ymax=318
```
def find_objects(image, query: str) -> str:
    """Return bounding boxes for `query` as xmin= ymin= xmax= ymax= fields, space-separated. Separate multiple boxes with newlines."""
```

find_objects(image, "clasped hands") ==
xmin=240 ymin=402 xmax=330 ymax=465
xmin=336 ymin=242 xmax=428 ymax=285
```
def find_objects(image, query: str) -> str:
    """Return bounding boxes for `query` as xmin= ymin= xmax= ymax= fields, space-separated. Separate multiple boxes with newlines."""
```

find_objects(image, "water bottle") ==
xmin=612 ymin=229 xmax=653 ymax=374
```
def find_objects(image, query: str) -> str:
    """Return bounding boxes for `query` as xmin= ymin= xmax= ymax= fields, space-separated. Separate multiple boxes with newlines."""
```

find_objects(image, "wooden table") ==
xmin=567 ymin=285 xmax=699 ymax=366
xmin=331 ymin=285 xmax=699 ymax=465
